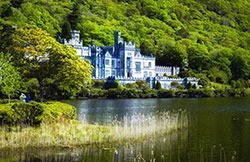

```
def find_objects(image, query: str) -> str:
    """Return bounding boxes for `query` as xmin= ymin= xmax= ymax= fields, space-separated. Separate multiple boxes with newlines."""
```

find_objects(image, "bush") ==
xmin=104 ymin=77 xmax=119 ymax=89
xmin=0 ymin=99 xmax=20 ymax=104
xmin=142 ymin=89 xmax=158 ymax=98
xmin=155 ymin=80 xmax=161 ymax=90
xmin=171 ymin=81 xmax=180 ymax=89
xmin=40 ymin=101 xmax=77 ymax=121
xmin=106 ymin=87 xmax=124 ymax=98
xmin=187 ymin=89 xmax=215 ymax=97
xmin=158 ymin=89 xmax=175 ymax=98
xmin=0 ymin=101 xmax=77 ymax=126
xmin=175 ymin=90 xmax=187 ymax=98
xmin=123 ymin=88 xmax=141 ymax=98
xmin=89 ymin=89 xmax=107 ymax=98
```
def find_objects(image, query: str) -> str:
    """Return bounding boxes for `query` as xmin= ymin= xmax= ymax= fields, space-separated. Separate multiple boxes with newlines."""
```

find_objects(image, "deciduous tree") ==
xmin=0 ymin=52 xmax=22 ymax=102
xmin=9 ymin=27 xmax=92 ymax=102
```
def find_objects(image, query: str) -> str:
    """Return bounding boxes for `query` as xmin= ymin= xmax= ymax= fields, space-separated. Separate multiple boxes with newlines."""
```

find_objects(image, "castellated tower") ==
xmin=114 ymin=30 xmax=123 ymax=48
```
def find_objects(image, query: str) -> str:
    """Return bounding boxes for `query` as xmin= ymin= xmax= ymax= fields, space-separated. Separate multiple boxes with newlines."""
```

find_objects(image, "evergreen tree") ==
xmin=155 ymin=80 xmax=161 ymax=90
xmin=68 ymin=1 xmax=81 ymax=29
xmin=61 ymin=21 xmax=71 ymax=40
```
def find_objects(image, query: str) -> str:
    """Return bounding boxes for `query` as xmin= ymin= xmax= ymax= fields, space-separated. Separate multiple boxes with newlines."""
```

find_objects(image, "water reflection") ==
xmin=2 ymin=97 xmax=250 ymax=161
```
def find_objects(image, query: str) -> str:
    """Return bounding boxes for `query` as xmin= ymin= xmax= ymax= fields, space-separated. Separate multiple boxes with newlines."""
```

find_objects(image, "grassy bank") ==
xmin=0 ymin=104 xmax=188 ymax=149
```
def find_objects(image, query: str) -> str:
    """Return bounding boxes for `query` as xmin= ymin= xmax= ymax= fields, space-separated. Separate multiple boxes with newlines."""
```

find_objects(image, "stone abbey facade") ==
xmin=60 ymin=30 xmax=179 ymax=78
xmin=60 ymin=30 xmax=198 ymax=89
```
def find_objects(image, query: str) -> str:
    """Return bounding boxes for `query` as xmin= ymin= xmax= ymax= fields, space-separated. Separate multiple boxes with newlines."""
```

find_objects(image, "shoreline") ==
xmin=0 ymin=107 xmax=188 ymax=150
xmin=76 ymin=87 xmax=250 ymax=99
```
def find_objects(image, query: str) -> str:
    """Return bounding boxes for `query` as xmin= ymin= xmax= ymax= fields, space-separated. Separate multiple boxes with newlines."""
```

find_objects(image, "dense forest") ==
xmin=1 ymin=0 xmax=250 ymax=100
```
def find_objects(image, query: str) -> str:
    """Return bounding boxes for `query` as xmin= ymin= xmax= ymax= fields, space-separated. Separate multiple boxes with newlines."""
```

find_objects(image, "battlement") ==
xmin=155 ymin=66 xmax=176 ymax=71
xmin=71 ymin=30 xmax=80 ymax=34
xmin=124 ymin=41 xmax=136 ymax=47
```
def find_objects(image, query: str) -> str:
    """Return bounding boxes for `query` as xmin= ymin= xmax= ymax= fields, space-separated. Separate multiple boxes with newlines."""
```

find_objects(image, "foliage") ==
xmin=104 ymin=77 xmax=119 ymax=89
xmin=198 ymin=75 xmax=210 ymax=88
xmin=0 ymin=52 xmax=22 ymax=102
xmin=170 ymin=81 xmax=180 ymax=89
xmin=1 ymin=0 xmax=250 ymax=96
xmin=158 ymin=89 xmax=176 ymax=98
xmin=186 ymin=82 xmax=192 ymax=89
xmin=8 ymin=27 xmax=92 ymax=101
xmin=0 ymin=101 xmax=76 ymax=126
xmin=155 ymin=80 xmax=161 ymax=90
xmin=135 ymin=80 xmax=150 ymax=90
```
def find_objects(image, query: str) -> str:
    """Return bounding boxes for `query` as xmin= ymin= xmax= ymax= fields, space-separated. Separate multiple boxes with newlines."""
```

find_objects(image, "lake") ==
xmin=1 ymin=97 xmax=250 ymax=162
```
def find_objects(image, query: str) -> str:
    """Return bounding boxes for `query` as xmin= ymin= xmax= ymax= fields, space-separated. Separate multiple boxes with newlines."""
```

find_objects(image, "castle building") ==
xmin=60 ymin=30 xmax=179 ymax=79
xmin=60 ymin=30 xmax=199 ymax=89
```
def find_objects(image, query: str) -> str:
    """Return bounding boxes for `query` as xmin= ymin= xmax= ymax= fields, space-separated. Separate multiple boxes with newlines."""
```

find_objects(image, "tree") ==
xmin=104 ymin=77 xmax=120 ymax=89
xmin=210 ymin=47 xmax=233 ymax=80
xmin=135 ymin=80 xmax=150 ymax=90
xmin=155 ymin=80 xmax=161 ymax=89
xmin=171 ymin=81 xmax=180 ymax=89
xmin=68 ymin=1 xmax=82 ymax=29
xmin=162 ymin=43 xmax=188 ymax=67
xmin=0 ymin=52 xmax=22 ymax=102
xmin=186 ymin=82 xmax=192 ymax=89
xmin=187 ymin=43 xmax=210 ymax=72
xmin=61 ymin=21 xmax=71 ymax=41
xmin=198 ymin=75 xmax=209 ymax=88
xmin=9 ymin=27 xmax=92 ymax=102
xmin=230 ymin=48 xmax=250 ymax=80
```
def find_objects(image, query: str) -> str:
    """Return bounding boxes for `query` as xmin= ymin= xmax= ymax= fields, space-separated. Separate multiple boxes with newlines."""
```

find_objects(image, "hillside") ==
xmin=1 ymin=0 xmax=250 ymax=85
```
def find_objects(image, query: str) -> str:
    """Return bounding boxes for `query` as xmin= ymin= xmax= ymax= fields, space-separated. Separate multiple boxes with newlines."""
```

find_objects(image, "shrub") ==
xmin=142 ymin=89 xmax=158 ymax=98
xmin=158 ymin=89 xmax=175 ymax=98
xmin=89 ymin=89 xmax=107 ymax=98
xmin=186 ymin=82 xmax=192 ymax=89
xmin=0 ymin=99 xmax=20 ymax=104
xmin=0 ymin=101 xmax=77 ymax=126
xmin=40 ymin=101 xmax=77 ymax=121
xmin=106 ymin=87 xmax=124 ymax=98
xmin=123 ymin=88 xmax=140 ymax=98
xmin=187 ymin=89 xmax=215 ymax=97
xmin=175 ymin=90 xmax=187 ymax=98
xmin=104 ymin=77 xmax=119 ymax=89
xmin=155 ymin=80 xmax=161 ymax=90
xmin=171 ymin=81 xmax=180 ymax=89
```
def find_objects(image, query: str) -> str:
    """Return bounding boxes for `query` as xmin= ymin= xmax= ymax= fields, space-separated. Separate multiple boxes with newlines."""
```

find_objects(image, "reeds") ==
xmin=0 ymin=109 xmax=189 ymax=149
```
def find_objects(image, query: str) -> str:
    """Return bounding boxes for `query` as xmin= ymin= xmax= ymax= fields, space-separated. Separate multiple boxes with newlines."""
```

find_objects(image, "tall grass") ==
xmin=0 ymin=109 xmax=189 ymax=149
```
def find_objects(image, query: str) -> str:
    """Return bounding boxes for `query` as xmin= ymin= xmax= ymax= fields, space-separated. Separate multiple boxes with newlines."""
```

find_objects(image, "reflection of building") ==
xmin=60 ymin=30 xmax=198 ymax=89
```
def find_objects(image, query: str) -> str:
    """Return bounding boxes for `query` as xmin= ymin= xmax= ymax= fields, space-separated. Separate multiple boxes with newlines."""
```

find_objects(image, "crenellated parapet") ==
xmin=155 ymin=66 xmax=180 ymax=76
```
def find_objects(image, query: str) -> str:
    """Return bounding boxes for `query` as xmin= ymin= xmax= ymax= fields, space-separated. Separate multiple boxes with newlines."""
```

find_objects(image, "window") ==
xmin=112 ymin=60 xmax=115 ymax=66
xmin=149 ymin=72 xmax=152 ymax=77
xmin=127 ymin=57 xmax=131 ymax=68
xmin=117 ymin=60 xmax=120 ymax=67
xmin=105 ymin=70 xmax=110 ymax=76
xmin=148 ymin=62 xmax=152 ymax=68
xmin=112 ymin=70 xmax=115 ymax=76
xmin=144 ymin=71 xmax=148 ymax=77
xmin=135 ymin=62 xmax=141 ymax=72
xmin=105 ymin=59 xmax=110 ymax=65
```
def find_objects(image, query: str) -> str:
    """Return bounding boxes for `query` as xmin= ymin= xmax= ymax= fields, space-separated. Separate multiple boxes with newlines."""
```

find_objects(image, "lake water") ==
xmin=1 ymin=97 xmax=250 ymax=162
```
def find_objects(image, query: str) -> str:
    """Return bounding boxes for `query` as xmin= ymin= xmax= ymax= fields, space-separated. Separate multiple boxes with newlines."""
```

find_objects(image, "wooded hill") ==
xmin=1 ymin=0 xmax=250 ymax=86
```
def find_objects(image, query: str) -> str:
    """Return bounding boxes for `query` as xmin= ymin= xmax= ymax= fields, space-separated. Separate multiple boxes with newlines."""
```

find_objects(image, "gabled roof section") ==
xmin=105 ymin=51 xmax=112 ymax=57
